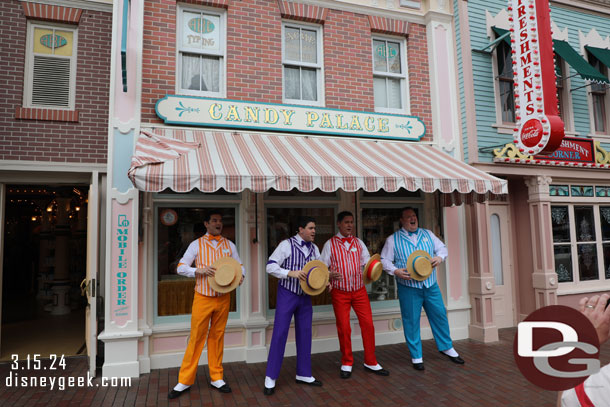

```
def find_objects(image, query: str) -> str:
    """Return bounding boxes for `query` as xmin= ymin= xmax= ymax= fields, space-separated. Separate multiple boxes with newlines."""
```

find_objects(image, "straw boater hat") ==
xmin=299 ymin=260 xmax=330 ymax=296
xmin=208 ymin=257 xmax=242 ymax=293
xmin=406 ymin=250 xmax=433 ymax=281
xmin=363 ymin=254 xmax=383 ymax=284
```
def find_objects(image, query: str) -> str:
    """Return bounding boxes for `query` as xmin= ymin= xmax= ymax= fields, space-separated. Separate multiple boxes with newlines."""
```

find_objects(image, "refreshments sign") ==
xmin=508 ymin=0 xmax=565 ymax=155
xmin=533 ymin=137 xmax=595 ymax=163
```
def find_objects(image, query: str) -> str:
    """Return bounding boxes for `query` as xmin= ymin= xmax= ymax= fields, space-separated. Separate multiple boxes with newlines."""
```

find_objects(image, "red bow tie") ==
xmin=207 ymin=234 xmax=221 ymax=242
xmin=341 ymin=237 xmax=354 ymax=244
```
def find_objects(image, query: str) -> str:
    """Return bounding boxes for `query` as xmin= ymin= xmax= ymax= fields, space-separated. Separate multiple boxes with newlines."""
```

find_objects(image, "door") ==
xmin=84 ymin=173 xmax=99 ymax=376
xmin=489 ymin=205 xmax=515 ymax=328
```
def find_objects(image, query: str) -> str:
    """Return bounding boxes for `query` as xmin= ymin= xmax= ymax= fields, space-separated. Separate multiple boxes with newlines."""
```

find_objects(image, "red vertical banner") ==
xmin=509 ymin=0 xmax=565 ymax=155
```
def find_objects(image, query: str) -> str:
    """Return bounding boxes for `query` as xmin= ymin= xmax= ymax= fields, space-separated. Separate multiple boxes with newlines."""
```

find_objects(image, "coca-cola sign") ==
xmin=508 ymin=0 xmax=565 ymax=155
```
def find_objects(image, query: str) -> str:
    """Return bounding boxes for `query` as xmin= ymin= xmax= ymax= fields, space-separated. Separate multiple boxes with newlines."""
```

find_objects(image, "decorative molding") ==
xmin=277 ymin=0 xmax=328 ymax=23
xmin=21 ymin=0 xmax=112 ymax=13
xmin=273 ymin=0 xmax=425 ymax=25
xmin=0 ymin=160 xmax=106 ymax=173
xmin=114 ymin=118 xmax=138 ymax=134
xmin=524 ymin=175 xmax=553 ymax=197
xmin=180 ymin=0 xmax=229 ymax=9
xmin=493 ymin=143 xmax=533 ymax=159
xmin=112 ymin=188 xmax=138 ymax=204
xmin=595 ymin=141 xmax=610 ymax=164
xmin=15 ymin=107 xmax=79 ymax=122
xmin=368 ymin=15 xmax=409 ymax=35
xmin=551 ymin=21 xmax=569 ymax=41
xmin=485 ymin=8 xmax=509 ymax=35
xmin=578 ymin=28 xmax=610 ymax=53
xmin=21 ymin=1 xmax=83 ymax=23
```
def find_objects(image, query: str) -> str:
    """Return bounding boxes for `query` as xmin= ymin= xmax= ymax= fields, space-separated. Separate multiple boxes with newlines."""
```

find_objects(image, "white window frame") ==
xmin=281 ymin=21 xmax=324 ymax=107
xmin=23 ymin=21 xmax=77 ymax=110
xmin=371 ymin=35 xmax=409 ymax=114
xmin=176 ymin=5 xmax=226 ymax=98
xmin=550 ymin=191 xmax=610 ymax=294
xmin=491 ymin=34 xmax=515 ymax=127
xmin=586 ymin=52 xmax=610 ymax=138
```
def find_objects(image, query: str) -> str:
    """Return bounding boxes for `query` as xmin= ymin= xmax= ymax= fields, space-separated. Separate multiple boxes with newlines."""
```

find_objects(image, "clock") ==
xmin=160 ymin=209 xmax=178 ymax=226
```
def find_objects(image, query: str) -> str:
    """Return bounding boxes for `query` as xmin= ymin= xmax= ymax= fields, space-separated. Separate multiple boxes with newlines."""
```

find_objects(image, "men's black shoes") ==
xmin=340 ymin=370 xmax=351 ymax=379
xmin=263 ymin=387 xmax=275 ymax=396
xmin=295 ymin=379 xmax=323 ymax=386
xmin=168 ymin=387 xmax=190 ymax=399
xmin=211 ymin=383 xmax=232 ymax=393
xmin=412 ymin=363 xmax=425 ymax=371
xmin=364 ymin=366 xmax=390 ymax=376
xmin=439 ymin=351 xmax=465 ymax=364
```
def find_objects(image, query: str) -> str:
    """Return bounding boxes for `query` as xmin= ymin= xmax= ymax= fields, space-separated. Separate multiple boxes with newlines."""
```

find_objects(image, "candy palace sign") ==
xmin=155 ymin=95 xmax=426 ymax=141
xmin=508 ymin=0 xmax=564 ymax=155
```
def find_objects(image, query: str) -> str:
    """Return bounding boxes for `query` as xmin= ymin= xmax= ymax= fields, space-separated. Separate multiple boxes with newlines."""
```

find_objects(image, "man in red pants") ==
xmin=320 ymin=211 xmax=389 ymax=379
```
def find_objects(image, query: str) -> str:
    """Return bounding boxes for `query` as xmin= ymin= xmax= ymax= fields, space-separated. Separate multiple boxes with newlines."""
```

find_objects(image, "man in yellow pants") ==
xmin=168 ymin=210 xmax=244 ymax=399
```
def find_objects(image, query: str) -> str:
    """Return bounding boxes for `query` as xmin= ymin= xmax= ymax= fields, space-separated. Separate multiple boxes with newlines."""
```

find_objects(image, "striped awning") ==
xmin=128 ymin=128 xmax=507 ymax=206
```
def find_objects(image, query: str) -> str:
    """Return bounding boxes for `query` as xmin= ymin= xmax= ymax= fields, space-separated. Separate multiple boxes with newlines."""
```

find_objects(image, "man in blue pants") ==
xmin=380 ymin=207 xmax=465 ymax=371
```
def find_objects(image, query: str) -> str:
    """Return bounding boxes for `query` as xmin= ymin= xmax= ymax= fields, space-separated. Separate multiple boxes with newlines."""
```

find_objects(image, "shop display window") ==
xmin=266 ymin=206 xmax=335 ymax=309
xmin=155 ymin=206 xmax=238 ymax=317
xmin=551 ymin=204 xmax=610 ymax=285
xmin=361 ymin=207 xmax=405 ymax=301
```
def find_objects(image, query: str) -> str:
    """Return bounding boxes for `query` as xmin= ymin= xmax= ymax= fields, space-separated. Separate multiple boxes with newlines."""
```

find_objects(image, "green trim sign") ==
xmin=156 ymin=95 xmax=426 ymax=141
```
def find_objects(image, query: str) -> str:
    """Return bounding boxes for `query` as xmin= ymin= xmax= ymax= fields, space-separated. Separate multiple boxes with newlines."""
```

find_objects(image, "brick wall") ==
xmin=141 ymin=0 xmax=433 ymax=141
xmin=0 ymin=1 xmax=111 ymax=164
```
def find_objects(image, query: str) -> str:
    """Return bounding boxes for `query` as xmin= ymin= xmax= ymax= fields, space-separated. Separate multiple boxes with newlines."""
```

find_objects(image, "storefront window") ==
xmin=362 ymin=207 xmax=405 ymax=301
xmin=266 ymin=206 xmax=335 ymax=309
xmin=551 ymin=204 xmax=610 ymax=285
xmin=156 ymin=206 xmax=237 ymax=317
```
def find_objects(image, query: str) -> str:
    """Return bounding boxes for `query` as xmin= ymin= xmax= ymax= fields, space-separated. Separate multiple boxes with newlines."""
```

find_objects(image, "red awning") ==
xmin=128 ymin=128 xmax=507 ymax=206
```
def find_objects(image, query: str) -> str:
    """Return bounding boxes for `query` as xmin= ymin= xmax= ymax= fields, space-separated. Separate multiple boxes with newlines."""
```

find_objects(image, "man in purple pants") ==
xmin=263 ymin=216 xmax=322 ymax=395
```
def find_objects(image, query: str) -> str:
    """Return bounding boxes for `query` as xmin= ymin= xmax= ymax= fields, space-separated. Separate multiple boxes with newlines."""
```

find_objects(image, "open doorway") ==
xmin=1 ymin=185 xmax=89 ymax=360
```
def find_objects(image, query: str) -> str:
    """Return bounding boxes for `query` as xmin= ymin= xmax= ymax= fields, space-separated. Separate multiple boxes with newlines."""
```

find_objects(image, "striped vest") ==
xmin=328 ymin=236 xmax=364 ymax=292
xmin=393 ymin=228 xmax=437 ymax=289
xmin=279 ymin=236 xmax=316 ymax=295
xmin=184 ymin=236 xmax=232 ymax=297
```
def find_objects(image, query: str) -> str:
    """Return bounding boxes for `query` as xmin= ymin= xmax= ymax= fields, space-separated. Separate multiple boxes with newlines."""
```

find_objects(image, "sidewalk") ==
xmin=2 ymin=328 xmax=597 ymax=406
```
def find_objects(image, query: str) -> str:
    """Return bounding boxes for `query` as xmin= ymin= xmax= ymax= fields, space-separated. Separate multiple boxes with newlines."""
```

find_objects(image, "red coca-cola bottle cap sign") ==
xmin=520 ymin=119 xmax=543 ymax=147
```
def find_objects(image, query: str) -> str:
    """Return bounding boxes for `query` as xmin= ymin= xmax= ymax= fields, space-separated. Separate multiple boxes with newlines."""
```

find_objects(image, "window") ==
xmin=496 ymin=39 xmax=515 ymax=123
xmin=24 ymin=22 xmax=77 ymax=109
xmin=359 ymin=190 xmax=424 ymax=304
xmin=178 ymin=6 xmax=225 ymax=96
xmin=153 ymin=188 xmax=242 ymax=324
xmin=588 ymin=52 xmax=607 ymax=134
xmin=372 ymin=37 xmax=408 ymax=112
xmin=282 ymin=22 xmax=323 ymax=105
xmin=552 ymin=204 xmax=610 ymax=284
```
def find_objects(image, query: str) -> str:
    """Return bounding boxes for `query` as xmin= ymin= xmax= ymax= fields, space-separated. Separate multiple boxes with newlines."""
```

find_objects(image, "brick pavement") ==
xmin=3 ymin=328 xmax=606 ymax=407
